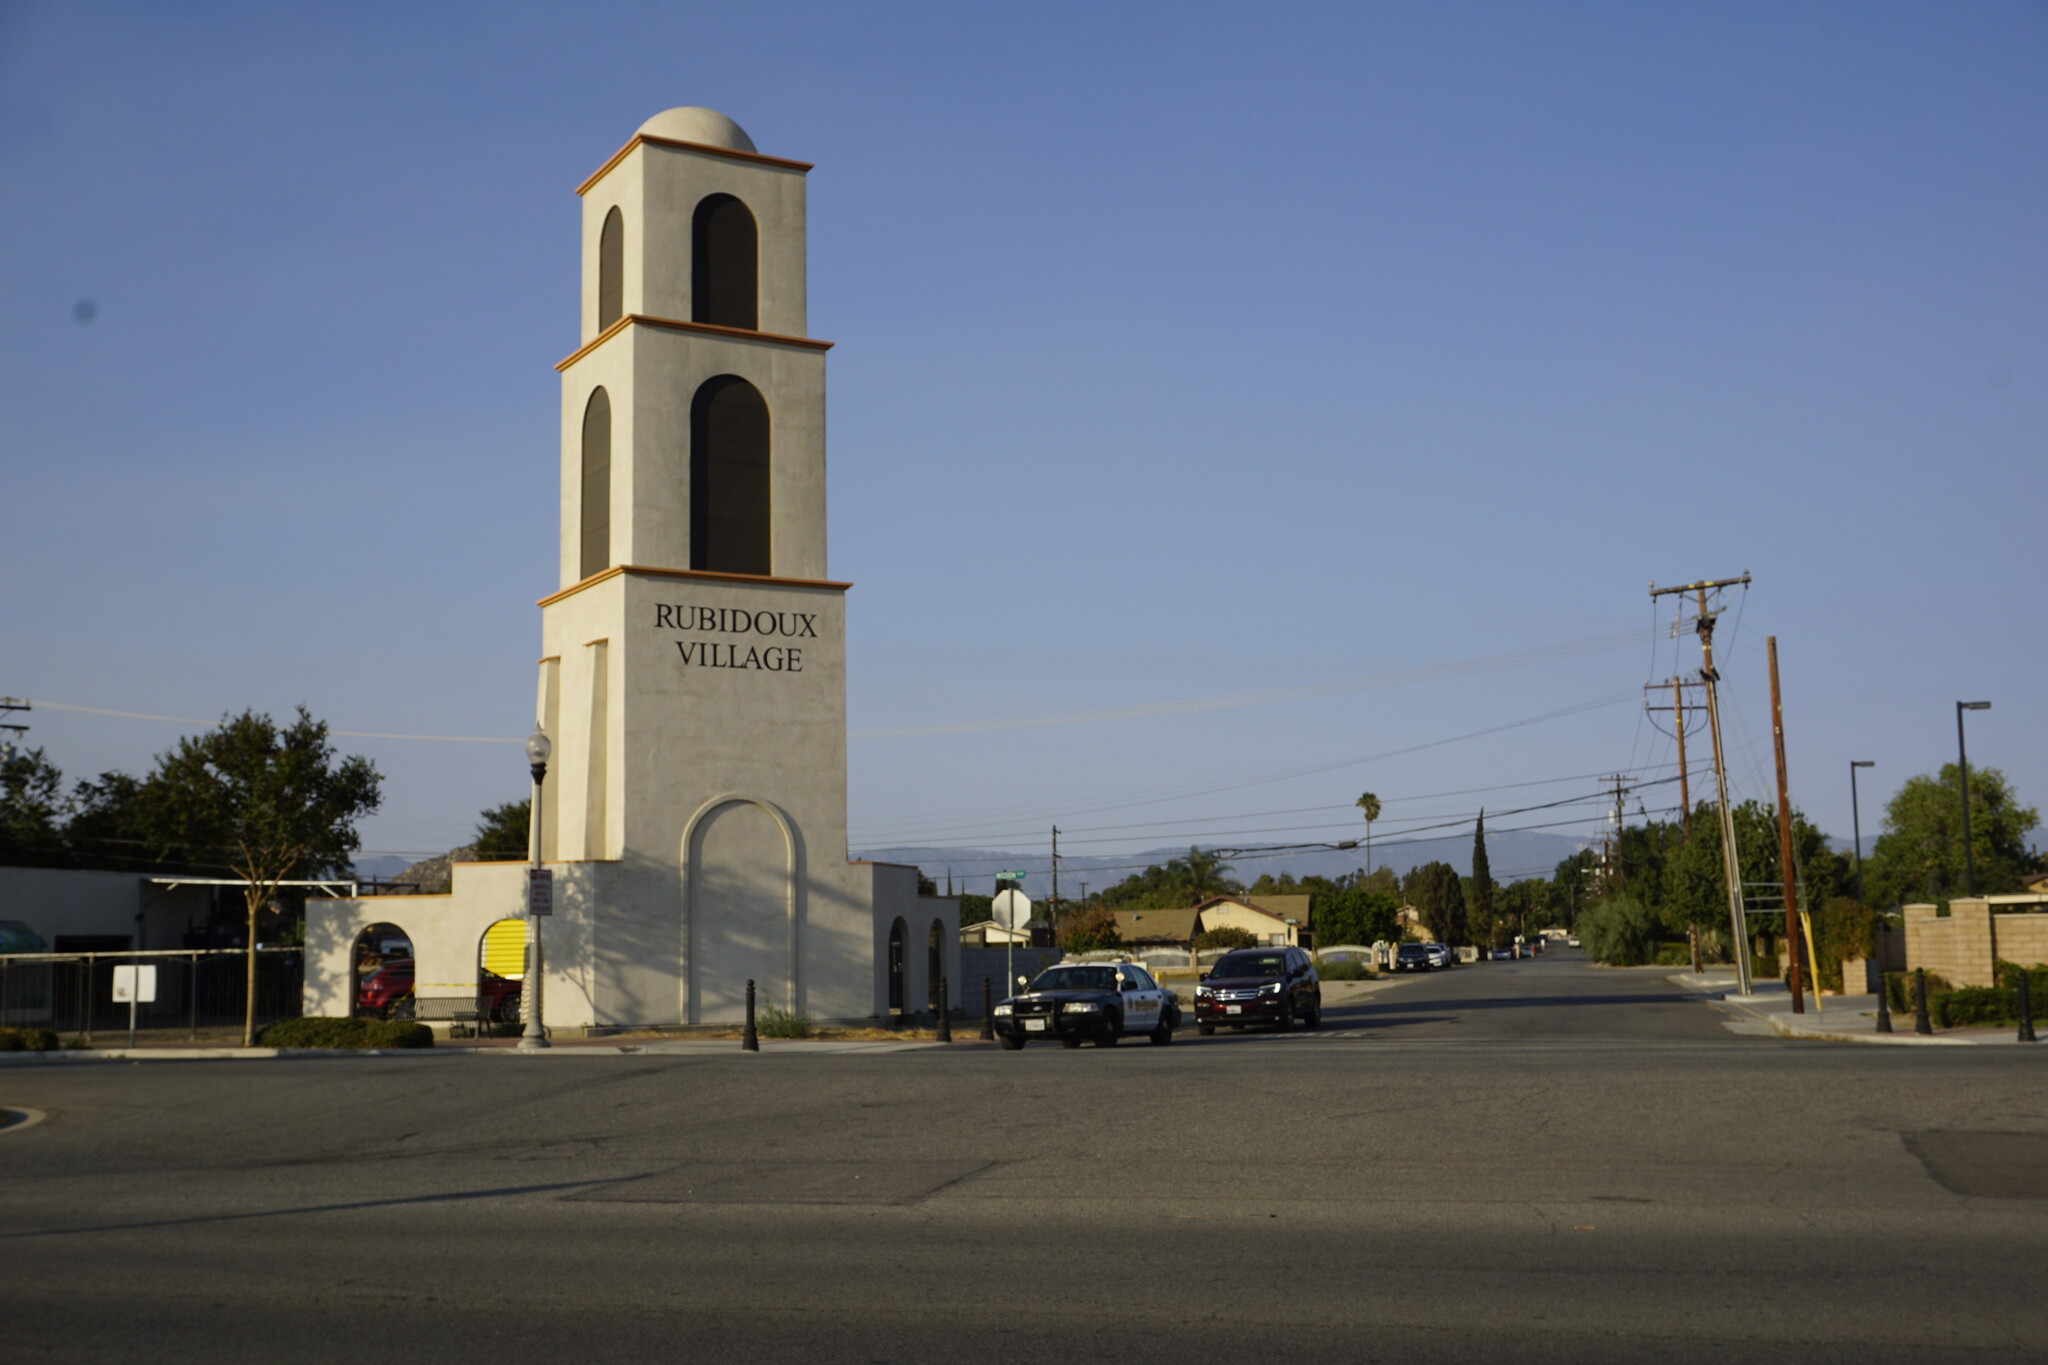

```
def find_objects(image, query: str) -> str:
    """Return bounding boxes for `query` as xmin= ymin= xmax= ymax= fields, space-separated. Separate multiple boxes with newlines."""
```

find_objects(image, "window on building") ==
xmin=580 ymin=387 xmax=611 ymax=580
xmin=598 ymin=207 xmax=624 ymax=329
xmin=689 ymin=375 xmax=770 ymax=575
xmin=692 ymin=194 xmax=758 ymax=330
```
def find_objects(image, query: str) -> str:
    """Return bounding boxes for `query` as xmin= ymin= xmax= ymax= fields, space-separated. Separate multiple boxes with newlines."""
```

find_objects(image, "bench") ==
xmin=392 ymin=996 xmax=483 ymax=1038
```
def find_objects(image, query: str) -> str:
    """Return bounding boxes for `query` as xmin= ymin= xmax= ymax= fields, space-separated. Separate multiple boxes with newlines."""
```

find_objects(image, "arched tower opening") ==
xmin=580 ymin=387 xmax=612 ymax=580
xmin=598 ymin=206 xmax=624 ymax=329
xmin=692 ymin=193 xmax=758 ymax=330
xmin=690 ymin=375 xmax=770 ymax=575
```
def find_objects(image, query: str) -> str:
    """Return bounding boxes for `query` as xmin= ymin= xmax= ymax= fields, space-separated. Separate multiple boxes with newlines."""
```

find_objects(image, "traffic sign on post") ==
xmin=111 ymin=965 xmax=157 ymax=1004
xmin=992 ymin=888 xmax=1032 ymax=931
xmin=528 ymin=867 xmax=554 ymax=917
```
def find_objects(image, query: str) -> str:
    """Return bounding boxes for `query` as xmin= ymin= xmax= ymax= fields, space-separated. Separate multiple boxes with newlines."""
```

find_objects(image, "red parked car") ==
xmin=356 ymin=960 xmax=522 ymax=1022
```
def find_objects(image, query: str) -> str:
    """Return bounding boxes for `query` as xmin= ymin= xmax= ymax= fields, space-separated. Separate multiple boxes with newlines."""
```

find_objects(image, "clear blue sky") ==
xmin=2 ymin=1 xmax=2042 ymax=879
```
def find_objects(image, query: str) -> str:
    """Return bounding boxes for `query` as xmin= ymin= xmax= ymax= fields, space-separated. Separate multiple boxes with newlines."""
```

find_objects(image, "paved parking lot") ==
xmin=5 ymin=952 xmax=2045 ymax=1363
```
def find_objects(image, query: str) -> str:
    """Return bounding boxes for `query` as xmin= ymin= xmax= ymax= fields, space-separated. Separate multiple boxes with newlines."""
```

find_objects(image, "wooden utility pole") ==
xmin=1645 ymin=678 xmax=1704 ymax=832
xmin=1050 ymin=825 xmax=1060 ymax=931
xmin=1651 ymin=574 xmax=1753 ymax=995
xmin=1768 ymin=637 xmax=1805 ymax=1014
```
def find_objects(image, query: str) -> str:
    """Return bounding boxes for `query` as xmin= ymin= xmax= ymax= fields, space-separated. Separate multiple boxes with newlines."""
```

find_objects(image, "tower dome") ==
xmin=636 ymin=107 xmax=757 ymax=154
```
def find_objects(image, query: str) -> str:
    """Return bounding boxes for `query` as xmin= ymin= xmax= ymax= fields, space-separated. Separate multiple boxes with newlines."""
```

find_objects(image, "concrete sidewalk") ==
xmin=1667 ymin=972 xmax=2044 ymax=1046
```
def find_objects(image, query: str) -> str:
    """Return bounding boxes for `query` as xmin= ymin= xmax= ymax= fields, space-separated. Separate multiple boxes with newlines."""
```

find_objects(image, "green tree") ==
xmin=1312 ymin=888 xmax=1401 ymax=947
xmin=1098 ymin=847 xmax=1242 ymax=910
xmin=1656 ymin=800 xmax=1849 ymax=956
xmin=1469 ymin=811 xmax=1496 ymax=941
xmin=1192 ymin=925 xmax=1257 ymax=951
xmin=63 ymin=770 xmax=162 ymax=872
xmin=0 ymin=747 xmax=68 ymax=868
xmin=135 ymin=709 xmax=382 ymax=1045
xmin=1057 ymin=903 xmax=1122 ymax=953
xmin=1355 ymin=792 xmax=1382 ymax=875
xmin=1865 ymin=766 xmax=2040 ymax=908
xmin=955 ymin=892 xmax=994 ymax=928
xmin=1405 ymin=861 xmax=1467 ymax=946
xmin=473 ymin=799 xmax=532 ymax=861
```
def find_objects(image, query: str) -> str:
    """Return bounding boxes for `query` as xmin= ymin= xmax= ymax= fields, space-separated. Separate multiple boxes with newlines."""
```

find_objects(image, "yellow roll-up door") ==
xmin=481 ymin=918 xmax=528 ymax=981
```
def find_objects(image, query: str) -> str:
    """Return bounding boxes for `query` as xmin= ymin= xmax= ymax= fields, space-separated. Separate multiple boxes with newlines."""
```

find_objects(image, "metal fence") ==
xmin=0 ymin=949 xmax=304 ymax=1042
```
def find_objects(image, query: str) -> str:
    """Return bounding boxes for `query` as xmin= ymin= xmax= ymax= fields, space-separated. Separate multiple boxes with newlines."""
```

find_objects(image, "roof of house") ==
xmin=1192 ymin=894 xmax=1313 ymax=926
xmin=1110 ymin=908 xmax=1201 ymax=943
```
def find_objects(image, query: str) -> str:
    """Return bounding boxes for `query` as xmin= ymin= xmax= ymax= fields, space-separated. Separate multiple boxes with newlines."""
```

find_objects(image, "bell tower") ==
xmin=531 ymin=107 xmax=918 ymax=1025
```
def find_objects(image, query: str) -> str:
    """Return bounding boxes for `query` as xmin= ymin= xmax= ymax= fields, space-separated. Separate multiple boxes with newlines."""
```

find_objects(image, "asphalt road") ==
xmin=5 ymin=951 xmax=2046 ymax=1363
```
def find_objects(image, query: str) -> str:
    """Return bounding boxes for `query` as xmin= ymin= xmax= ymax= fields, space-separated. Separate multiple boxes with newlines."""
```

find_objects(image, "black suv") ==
xmin=1194 ymin=946 xmax=1321 ymax=1034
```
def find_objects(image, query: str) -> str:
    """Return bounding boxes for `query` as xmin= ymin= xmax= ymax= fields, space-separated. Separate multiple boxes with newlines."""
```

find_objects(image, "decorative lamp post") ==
xmin=520 ymin=723 xmax=552 ymax=1050
xmin=1955 ymin=702 xmax=1991 ymax=897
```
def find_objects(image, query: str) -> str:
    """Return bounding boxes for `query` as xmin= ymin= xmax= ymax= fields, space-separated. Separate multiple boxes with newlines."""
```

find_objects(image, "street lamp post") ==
xmin=1849 ymin=761 xmax=1875 ymax=904
xmin=521 ymin=723 xmax=552 ymax=1050
xmin=1956 ymin=702 xmax=1991 ymax=898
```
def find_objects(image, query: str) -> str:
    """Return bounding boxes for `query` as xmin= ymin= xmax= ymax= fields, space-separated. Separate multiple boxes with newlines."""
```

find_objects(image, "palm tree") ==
xmin=1166 ymin=846 xmax=1235 ymax=901
xmin=1356 ymin=792 xmax=1382 ymax=875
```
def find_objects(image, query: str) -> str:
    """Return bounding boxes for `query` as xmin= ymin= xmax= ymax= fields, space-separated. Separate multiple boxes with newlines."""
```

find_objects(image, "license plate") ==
xmin=1024 ymin=1019 xmax=1046 ymax=1031
xmin=1226 ymin=1005 xmax=1242 ymax=1015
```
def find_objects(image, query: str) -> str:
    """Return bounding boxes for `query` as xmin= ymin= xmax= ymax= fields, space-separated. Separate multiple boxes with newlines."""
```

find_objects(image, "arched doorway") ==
xmin=927 ymin=918 xmax=944 ymax=1016
xmin=352 ymin=923 xmax=412 ymax=1018
xmin=478 ymin=918 xmax=528 ymax=1024
xmin=887 ymin=917 xmax=906 ymax=1015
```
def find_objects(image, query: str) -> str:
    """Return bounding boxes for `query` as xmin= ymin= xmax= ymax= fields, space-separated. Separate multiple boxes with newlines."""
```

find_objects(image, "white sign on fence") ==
xmin=111 ymin=964 xmax=157 ymax=1004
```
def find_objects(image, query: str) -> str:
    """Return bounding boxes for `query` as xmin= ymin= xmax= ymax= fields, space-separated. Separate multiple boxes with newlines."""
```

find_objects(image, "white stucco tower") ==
xmin=306 ymin=109 xmax=952 ymax=1029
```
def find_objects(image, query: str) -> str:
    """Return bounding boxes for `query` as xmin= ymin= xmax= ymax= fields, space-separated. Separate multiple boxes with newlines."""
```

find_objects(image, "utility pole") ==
xmin=1767 ymin=637 xmax=1804 ymax=1014
xmin=0 ymin=698 xmax=28 ymax=763
xmin=1644 ymin=679 xmax=1704 ymax=832
xmin=1050 ymin=825 xmax=1060 ymax=931
xmin=1602 ymin=776 xmax=1628 ymax=894
xmin=1651 ymin=573 xmax=1753 ymax=995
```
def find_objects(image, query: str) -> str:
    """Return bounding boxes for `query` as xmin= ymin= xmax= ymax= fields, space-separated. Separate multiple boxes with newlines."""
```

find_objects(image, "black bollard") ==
xmin=1913 ymin=967 xmax=1933 ymax=1036
xmin=936 ymin=977 xmax=951 ymax=1043
xmin=2018 ymin=969 xmax=2036 ymax=1044
xmin=980 ymin=977 xmax=994 ymax=1040
xmin=742 ymin=978 xmax=759 ymax=1051
xmin=1874 ymin=924 xmax=1893 ymax=1034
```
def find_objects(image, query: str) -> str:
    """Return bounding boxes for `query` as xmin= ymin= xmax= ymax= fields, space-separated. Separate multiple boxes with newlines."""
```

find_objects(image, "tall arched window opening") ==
xmin=692 ymin=194 xmax=758 ymax=330
xmin=887 ymin=918 xmax=907 ymax=1014
xmin=580 ymin=388 xmax=612 ymax=580
xmin=690 ymin=376 xmax=770 ymax=575
xmin=597 ymin=207 xmax=624 ymax=329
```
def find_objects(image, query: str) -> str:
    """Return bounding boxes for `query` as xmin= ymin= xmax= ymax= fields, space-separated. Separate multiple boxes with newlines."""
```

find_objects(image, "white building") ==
xmin=306 ymin=108 xmax=955 ymax=1030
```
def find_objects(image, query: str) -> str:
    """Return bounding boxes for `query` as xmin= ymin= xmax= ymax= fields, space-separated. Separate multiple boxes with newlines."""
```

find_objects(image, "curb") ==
xmin=0 ymin=1046 xmax=460 ymax=1064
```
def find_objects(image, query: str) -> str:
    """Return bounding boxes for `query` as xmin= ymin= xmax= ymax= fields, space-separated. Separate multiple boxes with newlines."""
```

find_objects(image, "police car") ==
xmin=993 ymin=962 xmax=1181 ymax=1049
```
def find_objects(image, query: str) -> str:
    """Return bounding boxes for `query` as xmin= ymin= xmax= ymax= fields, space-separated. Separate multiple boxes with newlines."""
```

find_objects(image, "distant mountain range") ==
xmin=859 ymin=829 xmax=1591 ymax=903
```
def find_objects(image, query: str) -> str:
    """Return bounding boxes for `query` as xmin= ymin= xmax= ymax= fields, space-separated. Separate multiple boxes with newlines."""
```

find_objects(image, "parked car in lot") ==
xmin=1423 ymin=942 xmax=1453 ymax=969
xmin=358 ymin=960 xmax=522 ymax=1022
xmin=993 ymin=962 xmax=1178 ymax=1049
xmin=1194 ymin=946 xmax=1321 ymax=1034
xmin=1393 ymin=943 xmax=1433 ymax=972
xmin=357 ymin=958 xmax=415 ymax=1017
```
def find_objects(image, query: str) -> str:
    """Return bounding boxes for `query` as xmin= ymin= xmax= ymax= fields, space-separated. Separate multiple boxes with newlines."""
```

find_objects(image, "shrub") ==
xmin=1934 ymin=987 xmax=2009 ymax=1029
xmin=1653 ymin=943 xmax=1695 ymax=967
xmin=1192 ymin=926 xmax=1257 ymax=951
xmin=756 ymin=1003 xmax=815 ymax=1038
xmin=1313 ymin=958 xmax=1374 ymax=980
xmin=1750 ymin=955 xmax=1783 ymax=984
xmin=1577 ymin=896 xmax=1659 ymax=966
xmin=1884 ymin=970 xmax=1952 ymax=1016
xmin=258 ymin=1017 xmax=434 ymax=1049
xmin=0 ymin=1027 xmax=59 ymax=1052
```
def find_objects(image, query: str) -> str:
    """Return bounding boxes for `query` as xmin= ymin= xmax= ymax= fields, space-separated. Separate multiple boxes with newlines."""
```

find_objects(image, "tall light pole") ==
xmin=521 ymin=723 xmax=552 ymax=1050
xmin=1956 ymin=702 xmax=1991 ymax=897
xmin=1849 ymin=761 xmax=1874 ymax=903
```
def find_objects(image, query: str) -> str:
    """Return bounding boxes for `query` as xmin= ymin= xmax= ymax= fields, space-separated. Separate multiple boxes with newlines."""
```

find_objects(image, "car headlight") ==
xmin=1062 ymin=1002 xmax=1100 ymax=1013
xmin=1195 ymin=986 xmax=1213 ymax=998
xmin=993 ymin=1005 xmax=1012 ymax=1017
xmin=1260 ymin=981 xmax=1283 ymax=995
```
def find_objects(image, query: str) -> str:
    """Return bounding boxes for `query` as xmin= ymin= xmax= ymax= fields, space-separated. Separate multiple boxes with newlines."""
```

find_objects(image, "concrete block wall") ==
xmin=1992 ymin=913 xmax=2048 ymax=970
xmin=1905 ymin=901 xmax=1997 ymax=988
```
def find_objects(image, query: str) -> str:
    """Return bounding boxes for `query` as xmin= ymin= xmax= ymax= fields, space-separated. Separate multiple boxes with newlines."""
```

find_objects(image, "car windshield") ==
xmin=1031 ymin=966 xmax=1118 ymax=992
xmin=1398 ymin=946 xmax=1426 ymax=956
xmin=1211 ymin=952 xmax=1287 ymax=978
